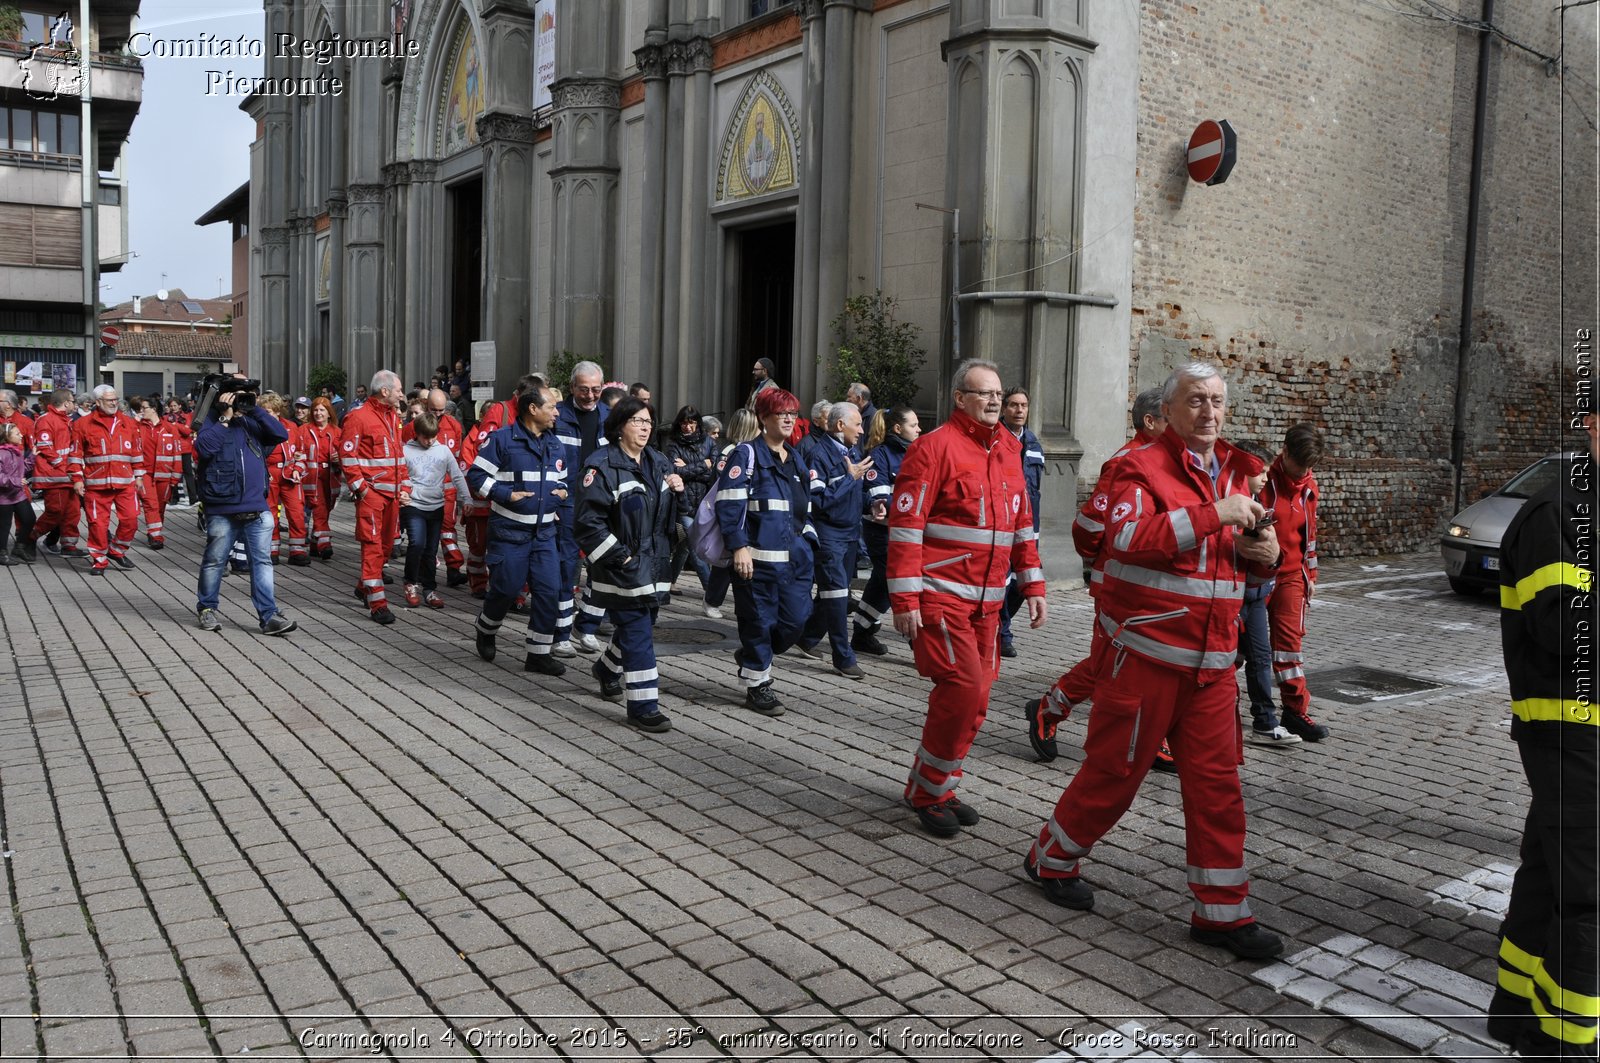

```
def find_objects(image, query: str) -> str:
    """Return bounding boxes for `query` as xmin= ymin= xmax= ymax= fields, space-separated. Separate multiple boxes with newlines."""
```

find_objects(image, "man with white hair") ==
xmin=793 ymin=401 xmax=872 ymax=677
xmin=340 ymin=370 xmax=412 ymax=623
xmin=1024 ymin=362 xmax=1285 ymax=961
xmin=556 ymin=360 xmax=608 ymax=652
xmin=70 ymin=384 xmax=143 ymax=575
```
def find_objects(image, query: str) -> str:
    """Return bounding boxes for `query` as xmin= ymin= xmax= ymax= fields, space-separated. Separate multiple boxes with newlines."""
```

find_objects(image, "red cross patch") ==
xmin=728 ymin=465 xmax=742 ymax=480
xmin=896 ymin=493 xmax=913 ymax=513
xmin=583 ymin=468 xmax=596 ymax=488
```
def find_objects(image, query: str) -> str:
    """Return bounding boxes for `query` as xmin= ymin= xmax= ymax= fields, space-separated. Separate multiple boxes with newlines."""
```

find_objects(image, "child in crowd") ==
xmin=400 ymin=411 xmax=471 ymax=608
xmin=1235 ymin=441 xmax=1300 ymax=746
xmin=0 ymin=423 xmax=36 ymax=565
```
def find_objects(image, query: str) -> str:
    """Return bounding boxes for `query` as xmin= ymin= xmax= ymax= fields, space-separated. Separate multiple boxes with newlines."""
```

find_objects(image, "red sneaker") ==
xmin=425 ymin=591 xmax=445 ymax=609
xmin=403 ymin=583 xmax=421 ymax=607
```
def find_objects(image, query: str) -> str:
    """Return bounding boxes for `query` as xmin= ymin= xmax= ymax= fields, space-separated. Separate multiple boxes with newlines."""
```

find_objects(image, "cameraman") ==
xmin=193 ymin=381 xmax=298 ymax=636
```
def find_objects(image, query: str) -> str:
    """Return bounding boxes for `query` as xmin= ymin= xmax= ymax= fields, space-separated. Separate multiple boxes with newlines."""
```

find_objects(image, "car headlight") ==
xmin=1448 ymin=524 xmax=1472 ymax=538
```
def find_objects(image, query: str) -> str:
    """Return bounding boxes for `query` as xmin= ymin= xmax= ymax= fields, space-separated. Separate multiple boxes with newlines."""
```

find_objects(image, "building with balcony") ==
xmin=0 ymin=0 xmax=142 ymax=397
xmin=97 ymin=289 xmax=235 ymax=399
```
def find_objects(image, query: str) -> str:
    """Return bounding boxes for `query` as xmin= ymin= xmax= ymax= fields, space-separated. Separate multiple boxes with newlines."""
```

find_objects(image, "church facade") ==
xmin=245 ymin=0 xmax=1594 ymax=565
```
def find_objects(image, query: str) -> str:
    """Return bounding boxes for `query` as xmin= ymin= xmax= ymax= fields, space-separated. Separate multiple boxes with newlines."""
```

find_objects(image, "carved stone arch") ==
xmin=1000 ymin=47 xmax=1042 ymax=82
xmin=715 ymin=69 xmax=799 ymax=202
xmin=394 ymin=0 xmax=487 ymax=161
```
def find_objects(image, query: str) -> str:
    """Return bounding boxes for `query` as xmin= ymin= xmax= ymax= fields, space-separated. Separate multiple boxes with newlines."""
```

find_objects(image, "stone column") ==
xmin=343 ymin=1 xmax=387 ymax=382
xmin=672 ymin=34 xmax=715 ymax=416
xmin=478 ymin=112 xmax=537 ymax=379
xmin=635 ymin=40 xmax=669 ymax=373
xmin=794 ymin=0 xmax=826 ymax=405
xmin=380 ymin=161 xmax=410 ymax=378
xmin=549 ymin=77 xmax=622 ymax=365
xmin=251 ymin=0 xmax=295 ymax=388
xmin=943 ymin=0 xmax=1096 ymax=580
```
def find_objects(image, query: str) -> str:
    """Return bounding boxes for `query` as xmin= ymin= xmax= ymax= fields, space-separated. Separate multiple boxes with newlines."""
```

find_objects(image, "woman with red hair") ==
xmin=305 ymin=397 xmax=341 ymax=558
xmin=714 ymin=386 xmax=820 ymax=717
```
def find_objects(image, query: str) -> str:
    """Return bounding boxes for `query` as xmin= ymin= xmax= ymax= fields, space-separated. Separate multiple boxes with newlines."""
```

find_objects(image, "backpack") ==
xmin=691 ymin=443 xmax=752 ymax=569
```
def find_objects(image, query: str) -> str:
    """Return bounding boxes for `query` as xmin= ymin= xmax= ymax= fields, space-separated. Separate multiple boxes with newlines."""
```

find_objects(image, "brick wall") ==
xmin=1127 ymin=2 xmax=1595 ymax=557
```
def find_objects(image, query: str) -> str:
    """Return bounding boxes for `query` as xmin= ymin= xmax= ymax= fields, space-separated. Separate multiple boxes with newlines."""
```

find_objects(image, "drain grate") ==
xmin=652 ymin=619 xmax=741 ymax=657
xmin=1308 ymin=665 xmax=1447 ymax=704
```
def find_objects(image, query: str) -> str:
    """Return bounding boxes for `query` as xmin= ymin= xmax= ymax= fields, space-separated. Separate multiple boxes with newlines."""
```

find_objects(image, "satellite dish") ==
xmin=156 ymin=288 xmax=169 ymax=301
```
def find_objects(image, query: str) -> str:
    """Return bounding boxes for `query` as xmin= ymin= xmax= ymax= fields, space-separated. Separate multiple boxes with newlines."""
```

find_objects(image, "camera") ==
xmin=191 ymin=373 xmax=262 ymax=423
xmin=1239 ymin=512 xmax=1277 ymax=539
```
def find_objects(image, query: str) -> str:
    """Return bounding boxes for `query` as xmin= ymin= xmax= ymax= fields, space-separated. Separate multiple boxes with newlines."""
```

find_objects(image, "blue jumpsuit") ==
xmin=716 ymin=439 xmax=817 ymax=688
xmin=556 ymin=400 xmax=607 ymax=642
xmin=1000 ymin=424 xmax=1045 ymax=644
xmin=798 ymin=432 xmax=865 ymax=668
xmin=467 ymin=420 xmax=567 ymax=658
xmin=854 ymin=432 xmax=909 ymax=637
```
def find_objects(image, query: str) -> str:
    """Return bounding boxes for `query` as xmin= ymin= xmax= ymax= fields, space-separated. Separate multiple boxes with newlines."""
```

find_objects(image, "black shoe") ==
xmin=912 ymin=801 xmax=962 ymax=838
xmin=792 ymin=641 xmax=824 ymax=660
xmin=1281 ymin=710 xmax=1329 ymax=742
xmin=88 ymin=564 xmax=106 ymax=577
xmin=524 ymin=653 xmax=566 ymax=677
xmin=475 ymin=630 xmax=496 ymax=662
xmin=446 ymin=568 xmax=468 ymax=588
xmin=288 ymin=553 xmax=311 ymax=567
xmin=1150 ymin=740 xmax=1177 ymax=773
xmin=0 ymin=555 xmax=17 ymax=567
xmin=260 ymin=615 xmax=298 ymax=637
xmin=1190 ymin=922 xmax=1284 ymax=960
xmin=318 ymin=546 xmax=334 ymax=560
xmin=745 ymin=681 xmax=785 ymax=716
xmin=591 ymin=661 xmax=624 ymax=701
xmin=17 ymin=540 xmax=37 ymax=563
xmin=60 ymin=545 xmax=86 ymax=558
xmin=627 ymin=712 xmax=672 ymax=734
xmin=371 ymin=607 xmax=396 ymax=625
xmin=109 ymin=554 xmax=135 ymax=570
xmin=1024 ymin=698 xmax=1059 ymax=762
xmin=1000 ymin=639 xmax=1017 ymax=658
xmin=852 ymin=630 xmax=888 ymax=656
xmin=835 ymin=661 xmax=864 ymax=680
xmin=382 ymin=572 xmax=393 ymax=584
xmin=271 ymin=555 xmax=282 ymax=565
xmin=945 ymin=796 xmax=980 ymax=826
xmin=39 ymin=539 xmax=61 ymax=556
xmin=471 ymin=589 xmax=487 ymax=600
xmin=148 ymin=538 xmax=165 ymax=551
xmin=1024 ymin=855 xmax=1095 ymax=910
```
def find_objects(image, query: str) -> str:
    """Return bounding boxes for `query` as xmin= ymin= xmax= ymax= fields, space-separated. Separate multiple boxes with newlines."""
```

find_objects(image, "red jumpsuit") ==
xmin=341 ymin=401 xmax=409 ymax=612
xmin=266 ymin=415 xmax=309 ymax=562
xmin=1031 ymin=431 xmax=1270 ymax=931
xmin=459 ymin=399 xmax=515 ymax=593
xmin=30 ymin=407 xmax=80 ymax=552
xmin=137 ymin=418 xmax=185 ymax=546
xmin=402 ymin=412 xmax=466 ymax=576
xmin=166 ymin=411 xmax=193 ymax=504
xmin=888 ymin=408 xmax=1044 ymax=811
xmin=71 ymin=409 xmax=143 ymax=570
xmin=1261 ymin=457 xmax=1320 ymax=724
xmin=304 ymin=422 xmax=338 ymax=556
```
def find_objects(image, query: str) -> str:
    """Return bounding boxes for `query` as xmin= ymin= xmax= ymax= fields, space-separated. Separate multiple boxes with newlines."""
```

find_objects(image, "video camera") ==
xmin=191 ymin=373 xmax=262 ymax=423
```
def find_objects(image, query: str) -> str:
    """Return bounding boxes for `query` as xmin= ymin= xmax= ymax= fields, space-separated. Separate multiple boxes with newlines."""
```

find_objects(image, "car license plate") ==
xmin=1483 ymin=556 xmax=1499 ymax=571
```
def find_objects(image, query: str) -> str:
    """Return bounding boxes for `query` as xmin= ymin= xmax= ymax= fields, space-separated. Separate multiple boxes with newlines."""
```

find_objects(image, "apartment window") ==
xmin=0 ymin=106 xmax=80 ymax=157
xmin=97 ymin=185 xmax=121 ymax=205
xmin=745 ymin=0 xmax=794 ymax=21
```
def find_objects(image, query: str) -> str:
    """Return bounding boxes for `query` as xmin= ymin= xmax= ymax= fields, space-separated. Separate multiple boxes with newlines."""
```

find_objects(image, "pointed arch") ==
xmin=394 ymin=0 xmax=487 ymax=161
xmin=716 ymin=70 xmax=799 ymax=202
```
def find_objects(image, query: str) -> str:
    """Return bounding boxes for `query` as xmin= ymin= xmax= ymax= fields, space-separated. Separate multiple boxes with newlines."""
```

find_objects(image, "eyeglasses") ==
xmin=574 ymin=386 xmax=603 ymax=396
xmin=626 ymin=416 xmax=654 ymax=427
xmin=959 ymin=389 xmax=1004 ymax=401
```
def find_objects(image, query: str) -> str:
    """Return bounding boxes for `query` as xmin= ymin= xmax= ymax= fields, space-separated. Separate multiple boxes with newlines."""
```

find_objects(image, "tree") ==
xmin=543 ymin=350 xmax=601 ymax=391
xmin=0 ymin=7 xmax=24 ymax=42
xmin=306 ymin=361 xmax=347 ymax=398
xmin=825 ymin=290 xmax=926 ymax=409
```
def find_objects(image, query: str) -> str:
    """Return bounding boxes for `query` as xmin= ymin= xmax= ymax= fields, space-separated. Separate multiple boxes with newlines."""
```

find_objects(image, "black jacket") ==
xmin=574 ymin=445 xmax=677 ymax=610
xmin=662 ymin=431 xmax=717 ymax=518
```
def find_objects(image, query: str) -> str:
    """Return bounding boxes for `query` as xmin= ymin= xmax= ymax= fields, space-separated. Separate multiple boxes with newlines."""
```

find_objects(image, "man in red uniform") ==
xmin=341 ymin=371 xmax=411 ymax=622
xmin=403 ymin=389 xmax=467 ymax=586
xmin=134 ymin=399 xmax=186 ymax=549
xmin=1024 ymin=387 xmax=1166 ymax=761
xmin=1262 ymin=423 xmax=1328 ymax=740
xmin=71 ymin=385 xmax=143 ymax=575
xmin=1024 ymin=362 xmax=1285 ymax=961
xmin=29 ymin=389 xmax=81 ymax=557
xmin=889 ymin=359 xmax=1047 ymax=838
xmin=262 ymin=394 xmax=310 ymax=565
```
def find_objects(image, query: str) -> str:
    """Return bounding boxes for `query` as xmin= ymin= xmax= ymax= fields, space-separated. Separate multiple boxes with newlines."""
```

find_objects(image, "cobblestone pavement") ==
xmin=0 ymin=505 xmax=1523 ymax=1062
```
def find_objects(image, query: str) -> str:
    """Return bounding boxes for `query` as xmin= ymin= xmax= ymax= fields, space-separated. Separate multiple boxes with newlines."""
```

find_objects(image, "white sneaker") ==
xmin=1247 ymin=724 xmax=1303 ymax=746
xmin=702 ymin=604 xmax=724 ymax=620
xmin=552 ymin=641 xmax=577 ymax=658
xmin=575 ymin=633 xmax=604 ymax=654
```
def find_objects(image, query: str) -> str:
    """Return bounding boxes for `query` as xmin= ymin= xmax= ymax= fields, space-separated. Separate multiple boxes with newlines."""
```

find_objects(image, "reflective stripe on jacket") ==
xmin=1263 ymin=455 xmax=1318 ymax=585
xmin=70 ymin=410 xmax=143 ymax=490
xmin=32 ymin=408 xmax=76 ymax=486
xmin=574 ymin=445 xmax=676 ymax=609
xmin=466 ymin=420 xmax=568 ymax=536
xmin=339 ymin=402 xmax=408 ymax=497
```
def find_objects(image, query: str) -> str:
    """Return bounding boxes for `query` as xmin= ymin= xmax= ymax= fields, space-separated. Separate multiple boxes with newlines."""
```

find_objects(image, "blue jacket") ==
xmin=805 ymin=432 xmax=864 ymax=541
xmin=194 ymin=405 xmax=287 ymax=516
xmin=1011 ymin=425 xmax=1044 ymax=532
xmin=574 ymin=445 xmax=676 ymax=610
xmin=467 ymin=420 xmax=568 ymax=539
xmin=863 ymin=432 xmax=911 ymax=523
xmin=715 ymin=439 xmax=816 ymax=566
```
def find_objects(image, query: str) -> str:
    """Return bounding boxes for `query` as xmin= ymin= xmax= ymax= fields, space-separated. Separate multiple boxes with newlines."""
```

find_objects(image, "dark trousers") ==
xmin=402 ymin=505 xmax=444 ymax=589
xmin=733 ymin=545 xmax=814 ymax=687
xmin=180 ymin=454 xmax=198 ymax=504
xmin=800 ymin=535 xmax=857 ymax=667
xmin=0 ymin=499 xmax=35 ymax=554
xmin=855 ymin=522 xmax=890 ymax=633
xmin=1488 ymin=737 xmax=1599 ymax=1057
xmin=1238 ymin=592 xmax=1278 ymax=728
xmin=478 ymin=529 xmax=561 ymax=656
xmin=595 ymin=605 xmax=661 ymax=718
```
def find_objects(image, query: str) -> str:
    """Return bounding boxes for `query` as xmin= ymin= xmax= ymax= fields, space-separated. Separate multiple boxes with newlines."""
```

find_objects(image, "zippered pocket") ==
xmin=939 ymin=620 xmax=957 ymax=666
xmin=924 ymin=551 xmax=973 ymax=572
xmin=1126 ymin=706 xmax=1142 ymax=765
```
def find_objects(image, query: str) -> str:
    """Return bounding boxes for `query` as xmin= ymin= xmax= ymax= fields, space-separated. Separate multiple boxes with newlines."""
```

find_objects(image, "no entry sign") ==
xmin=1187 ymin=119 xmax=1237 ymax=185
xmin=100 ymin=326 xmax=121 ymax=347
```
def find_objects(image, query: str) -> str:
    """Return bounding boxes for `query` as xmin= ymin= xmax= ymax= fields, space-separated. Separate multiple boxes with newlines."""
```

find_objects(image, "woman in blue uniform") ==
xmin=851 ymin=405 xmax=920 ymax=656
xmin=573 ymin=397 xmax=684 ymax=733
xmin=716 ymin=387 xmax=817 ymax=717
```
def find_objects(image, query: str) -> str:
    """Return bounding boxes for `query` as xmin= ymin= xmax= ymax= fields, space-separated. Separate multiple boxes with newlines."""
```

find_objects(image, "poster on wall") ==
xmin=3 ymin=361 xmax=13 ymax=385
xmin=52 ymin=364 xmax=76 ymax=394
xmin=13 ymin=362 xmax=43 ymax=391
xmin=532 ymin=0 xmax=555 ymax=112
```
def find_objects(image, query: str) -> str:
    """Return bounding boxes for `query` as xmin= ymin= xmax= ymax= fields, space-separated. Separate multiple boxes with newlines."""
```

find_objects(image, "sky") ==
xmin=101 ymin=1 xmax=264 ymax=308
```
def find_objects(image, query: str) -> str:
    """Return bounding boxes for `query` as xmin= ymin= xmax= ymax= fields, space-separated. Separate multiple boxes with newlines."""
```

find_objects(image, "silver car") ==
xmin=1440 ymin=453 xmax=1581 ymax=595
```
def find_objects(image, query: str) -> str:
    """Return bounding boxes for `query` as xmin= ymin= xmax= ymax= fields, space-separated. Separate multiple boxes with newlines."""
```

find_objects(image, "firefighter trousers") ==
xmin=1031 ymin=652 xmax=1255 ymax=930
xmin=354 ymin=491 xmax=399 ymax=611
xmin=904 ymin=605 xmax=1002 ymax=809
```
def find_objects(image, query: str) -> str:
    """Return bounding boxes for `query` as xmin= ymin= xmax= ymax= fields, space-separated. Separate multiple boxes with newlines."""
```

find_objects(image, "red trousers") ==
xmin=268 ymin=474 xmax=308 ymax=558
xmin=139 ymin=477 xmax=175 ymax=542
xmin=355 ymin=491 xmax=399 ymax=610
xmin=1032 ymin=652 xmax=1253 ymax=930
xmin=1269 ymin=574 xmax=1312 ymax=717
xmin=33 ymin=487 xmax=81 ymax=549
xmin=83 ymin=487 xmax=137 ymax=566
xmin=464 ymin=509 xmax=489 ymax=592
xmin=1040 ymin=612 xmax=1108 ymax=726
xmin=311 ymin=472 xmax=336 ymax=552
xmin=904 ymin=605 xmax=1003 ymax=808
xmin=440 ymin=491 xmax=464 ymax=571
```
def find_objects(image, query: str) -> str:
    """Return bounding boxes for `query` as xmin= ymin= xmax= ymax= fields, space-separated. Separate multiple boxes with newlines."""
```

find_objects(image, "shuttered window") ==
xmin=0 ymin=205 xmax=82 ymax=267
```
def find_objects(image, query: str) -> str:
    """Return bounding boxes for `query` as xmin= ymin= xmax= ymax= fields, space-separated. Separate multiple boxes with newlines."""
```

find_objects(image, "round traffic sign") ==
xmin=100 ymin=325 xmax=121 ymax=347
xmin=1187 ymin=119 xmax=1237 ymax=185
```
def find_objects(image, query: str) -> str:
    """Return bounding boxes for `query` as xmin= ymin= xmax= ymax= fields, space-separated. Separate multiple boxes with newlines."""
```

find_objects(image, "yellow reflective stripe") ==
xmin=1501 ymin=585 xmax=1520 ymax=610
xmin=1532 ymin=995 xmax=1599 ymax=1045
xmin=1501 ymin=937 xmax=1540 ymax=976
xmin=1499 ymin=967 xmax=1534 ymax=1001
xmin=1511 ymin=698 xmax=1600 ymax=725
xmin=1514 ymin=561 xmax=1592 ymax=608
xmin=1536 ymin=962 xmax=1600 ymax=1018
